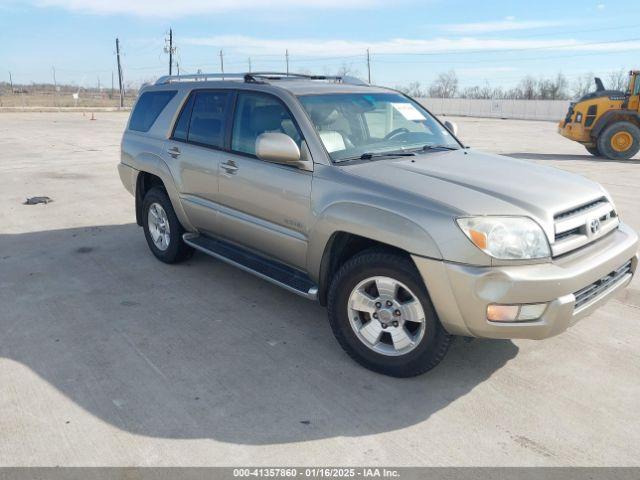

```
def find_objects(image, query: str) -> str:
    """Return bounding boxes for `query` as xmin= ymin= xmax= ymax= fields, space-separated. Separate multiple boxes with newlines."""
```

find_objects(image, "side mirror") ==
xmin=256 ymin=132 xmax=301 ymax=165
xmin=444 ymin=120 xmax=458 ymax=136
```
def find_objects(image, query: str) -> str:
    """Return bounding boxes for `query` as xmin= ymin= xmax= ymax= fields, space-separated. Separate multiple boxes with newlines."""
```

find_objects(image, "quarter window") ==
xmin=231 ymin=92 xmax=301 ymax=156
xmin=172 ymin=94 xmax=195 ymax=142
xmin=129 ymin=90 xmax=176 ymax=132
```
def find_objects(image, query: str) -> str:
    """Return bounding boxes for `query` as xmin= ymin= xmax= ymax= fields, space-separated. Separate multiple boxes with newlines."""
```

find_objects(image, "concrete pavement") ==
xmin=0 ymin=112 xmax=638 ymax=466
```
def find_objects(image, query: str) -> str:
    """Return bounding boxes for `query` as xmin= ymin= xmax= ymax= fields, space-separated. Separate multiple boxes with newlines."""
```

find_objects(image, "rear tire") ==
xmin=327 ymin=249 xmax=452 ymax=377
xmin=584 ymin=145 xmax=600 ymax=156
xmin=142 ymin=187 xmax=193 ymax=264
xmin=597 ymin=121 xmax=640 ymax=160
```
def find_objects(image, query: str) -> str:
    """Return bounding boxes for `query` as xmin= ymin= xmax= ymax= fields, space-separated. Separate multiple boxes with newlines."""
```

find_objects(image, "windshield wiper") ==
xmin=420 ymin=144 xmax=460 ymax=151
xmin=358 ymin=151 xmax=417 ymax=160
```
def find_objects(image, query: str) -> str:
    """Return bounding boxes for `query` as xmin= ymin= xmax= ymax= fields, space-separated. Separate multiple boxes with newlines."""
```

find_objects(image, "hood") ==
xmin=577 ymin=89 xmax=626 ymax=102
xmin=342 ymin=149 xmax=608 ymax=233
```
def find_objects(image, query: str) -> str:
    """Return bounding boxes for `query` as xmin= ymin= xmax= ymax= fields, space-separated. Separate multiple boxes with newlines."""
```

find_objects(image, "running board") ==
xmin=183 ymin=233 xmax=318 ymax=300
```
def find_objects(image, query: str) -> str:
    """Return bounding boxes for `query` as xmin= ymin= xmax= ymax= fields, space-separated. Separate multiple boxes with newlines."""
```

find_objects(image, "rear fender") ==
xmin=131 ymin=152 xmax=195 ymax=232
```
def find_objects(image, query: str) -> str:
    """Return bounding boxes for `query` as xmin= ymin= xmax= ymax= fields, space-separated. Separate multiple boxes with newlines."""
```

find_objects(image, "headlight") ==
xmin=457 ymin=216 xmax=550 ymax=260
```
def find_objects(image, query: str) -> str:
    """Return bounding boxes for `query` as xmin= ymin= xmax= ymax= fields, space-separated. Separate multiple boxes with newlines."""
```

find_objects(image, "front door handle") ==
xmin=168 ymin=146 xmax=181 ymax=158
xmin=221 ymin=160 xmax=238 ymax=174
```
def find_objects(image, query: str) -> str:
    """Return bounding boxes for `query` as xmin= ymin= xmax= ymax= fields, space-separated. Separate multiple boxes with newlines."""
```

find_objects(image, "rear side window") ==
xmin=129 ymin=91 xmax=176 ymax=132
xmin=186 ymin=91 xmax=232 ymax=148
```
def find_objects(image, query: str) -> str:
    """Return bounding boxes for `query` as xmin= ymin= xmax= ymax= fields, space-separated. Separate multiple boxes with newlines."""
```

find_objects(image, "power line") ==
xmin=374 ymin=48 xmax=640 ymax=65
xmin=373 ymin=36 xmax=640 ymax=58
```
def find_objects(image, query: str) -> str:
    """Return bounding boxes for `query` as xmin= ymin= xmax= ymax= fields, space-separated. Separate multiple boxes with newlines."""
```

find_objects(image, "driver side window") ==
xmin=231 ymin=92 xmax=301 ymax=157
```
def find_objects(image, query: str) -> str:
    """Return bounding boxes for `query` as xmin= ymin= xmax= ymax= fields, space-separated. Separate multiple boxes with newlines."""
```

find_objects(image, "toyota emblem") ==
xmin=589 ymin=218 xmax=601 ymax=235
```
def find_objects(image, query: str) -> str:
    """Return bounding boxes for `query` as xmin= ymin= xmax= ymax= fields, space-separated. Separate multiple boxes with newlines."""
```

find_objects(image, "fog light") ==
xmin=487 ymin=303 xmax=548 ymax=322
xmin=518 ymin=303 xmax=547 ymax=320
xmin=487 ymin=305 xmax=519 ymax=322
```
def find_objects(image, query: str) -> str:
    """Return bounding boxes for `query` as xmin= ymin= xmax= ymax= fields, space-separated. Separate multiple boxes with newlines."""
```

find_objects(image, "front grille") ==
xmin=552 ymin=198 xmax=619 ymax=257
xmin=573 ymin=260 xmax=632 ymax=311
xmin=563 ymin=104 xmax=575 ymax=126
xmin=585 ymin=105 xmax=597 ymax=127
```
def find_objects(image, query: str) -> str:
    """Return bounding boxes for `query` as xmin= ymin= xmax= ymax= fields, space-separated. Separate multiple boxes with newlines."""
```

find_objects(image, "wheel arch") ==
xmin=309 ymin=203 xmax=443 ymax=306
xmin=591 ymin=110 xmax=640 ymax=138
xmin=132 ymin=152 xmax=194 ymax=231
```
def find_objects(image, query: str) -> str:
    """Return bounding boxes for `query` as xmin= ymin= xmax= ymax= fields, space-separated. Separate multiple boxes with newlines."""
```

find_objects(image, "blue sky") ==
xmin=1 ymin=0 xmax=638 ymax=91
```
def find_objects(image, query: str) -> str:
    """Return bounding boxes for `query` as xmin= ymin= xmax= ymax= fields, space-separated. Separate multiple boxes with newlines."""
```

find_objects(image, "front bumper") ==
xmin=413 ymin=223 xmax=638 ymax=339
xmin=558 ymin=120 xmax=591 ymax=144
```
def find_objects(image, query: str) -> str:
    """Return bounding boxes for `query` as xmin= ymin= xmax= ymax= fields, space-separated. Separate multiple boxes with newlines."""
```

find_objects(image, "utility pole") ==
xmin=176 ymin=62 xmax=180 ymax=76
xmin=285 ymin=49 xmax=289 ymax=76
xmin=115 ymin=37 xmax=124 ymax=108
xmin=97 ymin=76 xmax=100 ymax=92
xmin=219 ymin=50 xmax=224 ymax=79
xmin=168 ymin=29 xmax=173 ymax=75
xmin=52 ymin=66 xmax=57 ymax=106
xmin=248 ymin=57 xmax=252 ymax=73
xmin=366 ymin=48 xmax=371 ymax=84
xmin=8 ymin=71 xmax=13 ymax=93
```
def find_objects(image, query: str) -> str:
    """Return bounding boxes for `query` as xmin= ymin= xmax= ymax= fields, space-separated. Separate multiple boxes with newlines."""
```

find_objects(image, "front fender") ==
xmin=307 ymin=202 xmax=443 ymax=283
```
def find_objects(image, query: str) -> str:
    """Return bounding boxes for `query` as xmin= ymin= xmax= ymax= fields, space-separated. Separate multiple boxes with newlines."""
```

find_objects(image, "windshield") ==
xmin=298 ymin=92 xmax=460 ymax=162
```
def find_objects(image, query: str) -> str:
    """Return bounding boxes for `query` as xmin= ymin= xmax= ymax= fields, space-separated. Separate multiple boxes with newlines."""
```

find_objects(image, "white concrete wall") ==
xmin=417 ymin=98 xmax=570 ymax=121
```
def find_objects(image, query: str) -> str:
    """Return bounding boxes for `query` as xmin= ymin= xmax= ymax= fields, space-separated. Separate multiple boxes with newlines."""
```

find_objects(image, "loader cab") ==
xmin=626 ymin=71 xmax=640 ymax=111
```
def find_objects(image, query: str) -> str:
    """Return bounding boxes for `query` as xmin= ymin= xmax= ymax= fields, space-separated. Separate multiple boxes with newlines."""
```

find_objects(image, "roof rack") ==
xmin=155 ymin=72 xmax=369 ymax=86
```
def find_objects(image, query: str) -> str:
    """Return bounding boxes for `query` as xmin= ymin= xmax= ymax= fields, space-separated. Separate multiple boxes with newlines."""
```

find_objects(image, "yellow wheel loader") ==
xmin=559 ymin=70 xmax=640 ymax=160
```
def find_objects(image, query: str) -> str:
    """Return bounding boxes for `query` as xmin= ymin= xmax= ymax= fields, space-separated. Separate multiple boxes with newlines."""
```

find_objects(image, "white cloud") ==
xmin=597 ymin=3 xmax=606 ymax=9
xmin=181 ymin=35 xmax=640 ymax=57
xmin=33 ymin=0 xmax=381 ymax=16
xmin=440 ymin=19 xmax=567 ymax=34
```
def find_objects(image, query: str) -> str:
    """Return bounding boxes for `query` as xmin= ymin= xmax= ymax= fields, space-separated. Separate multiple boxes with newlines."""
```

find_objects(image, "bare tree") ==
xmin=396 ymin=81 xmax=425 ymax=98
xmin=517 ymin=76 xmax=537 ymax=100
xmin=549 ymin=73 xmax=568 ymax=100
xmin=572 ymin=72 xmax=595 ymax=98
xmin=460 ymin=86 xmax=481 ymax=99
xmin=334 ymin=62 xmax=359 ymax=78
xmin=428 ymin=70 xmax=458 ymax=98
xmin=478 ymin=81 xmax=494 ymax=99
xmin=607 ymin=68 xmax=629 ymax=92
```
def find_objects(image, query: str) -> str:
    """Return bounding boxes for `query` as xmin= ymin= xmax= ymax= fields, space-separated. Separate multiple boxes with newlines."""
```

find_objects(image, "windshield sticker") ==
xmin=391 ymin=103 xmax=425 ymax=121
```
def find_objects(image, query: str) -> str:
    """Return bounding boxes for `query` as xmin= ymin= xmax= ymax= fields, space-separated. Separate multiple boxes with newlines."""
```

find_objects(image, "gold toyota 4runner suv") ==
xmin=118 ymin=72 xmax=638 ymax=377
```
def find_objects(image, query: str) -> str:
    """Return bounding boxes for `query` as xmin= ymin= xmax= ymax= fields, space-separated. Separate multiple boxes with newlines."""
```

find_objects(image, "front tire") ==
xmin=327 ymin=250 xmax=452 ymax=377
xmin=597 ymin=121 xmax=640 ymax=160
xmin=142 ymin=187 xmax=193 ymax=264
xmin=584 ymin=144 xmax=600 ymax=156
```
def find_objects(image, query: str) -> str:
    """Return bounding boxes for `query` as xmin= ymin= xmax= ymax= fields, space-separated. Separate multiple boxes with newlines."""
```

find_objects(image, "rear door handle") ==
xmin=168 ymin=146 xmax=181 ymax=157
xmin=221 ymin=160 xmax=238 ymax=174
